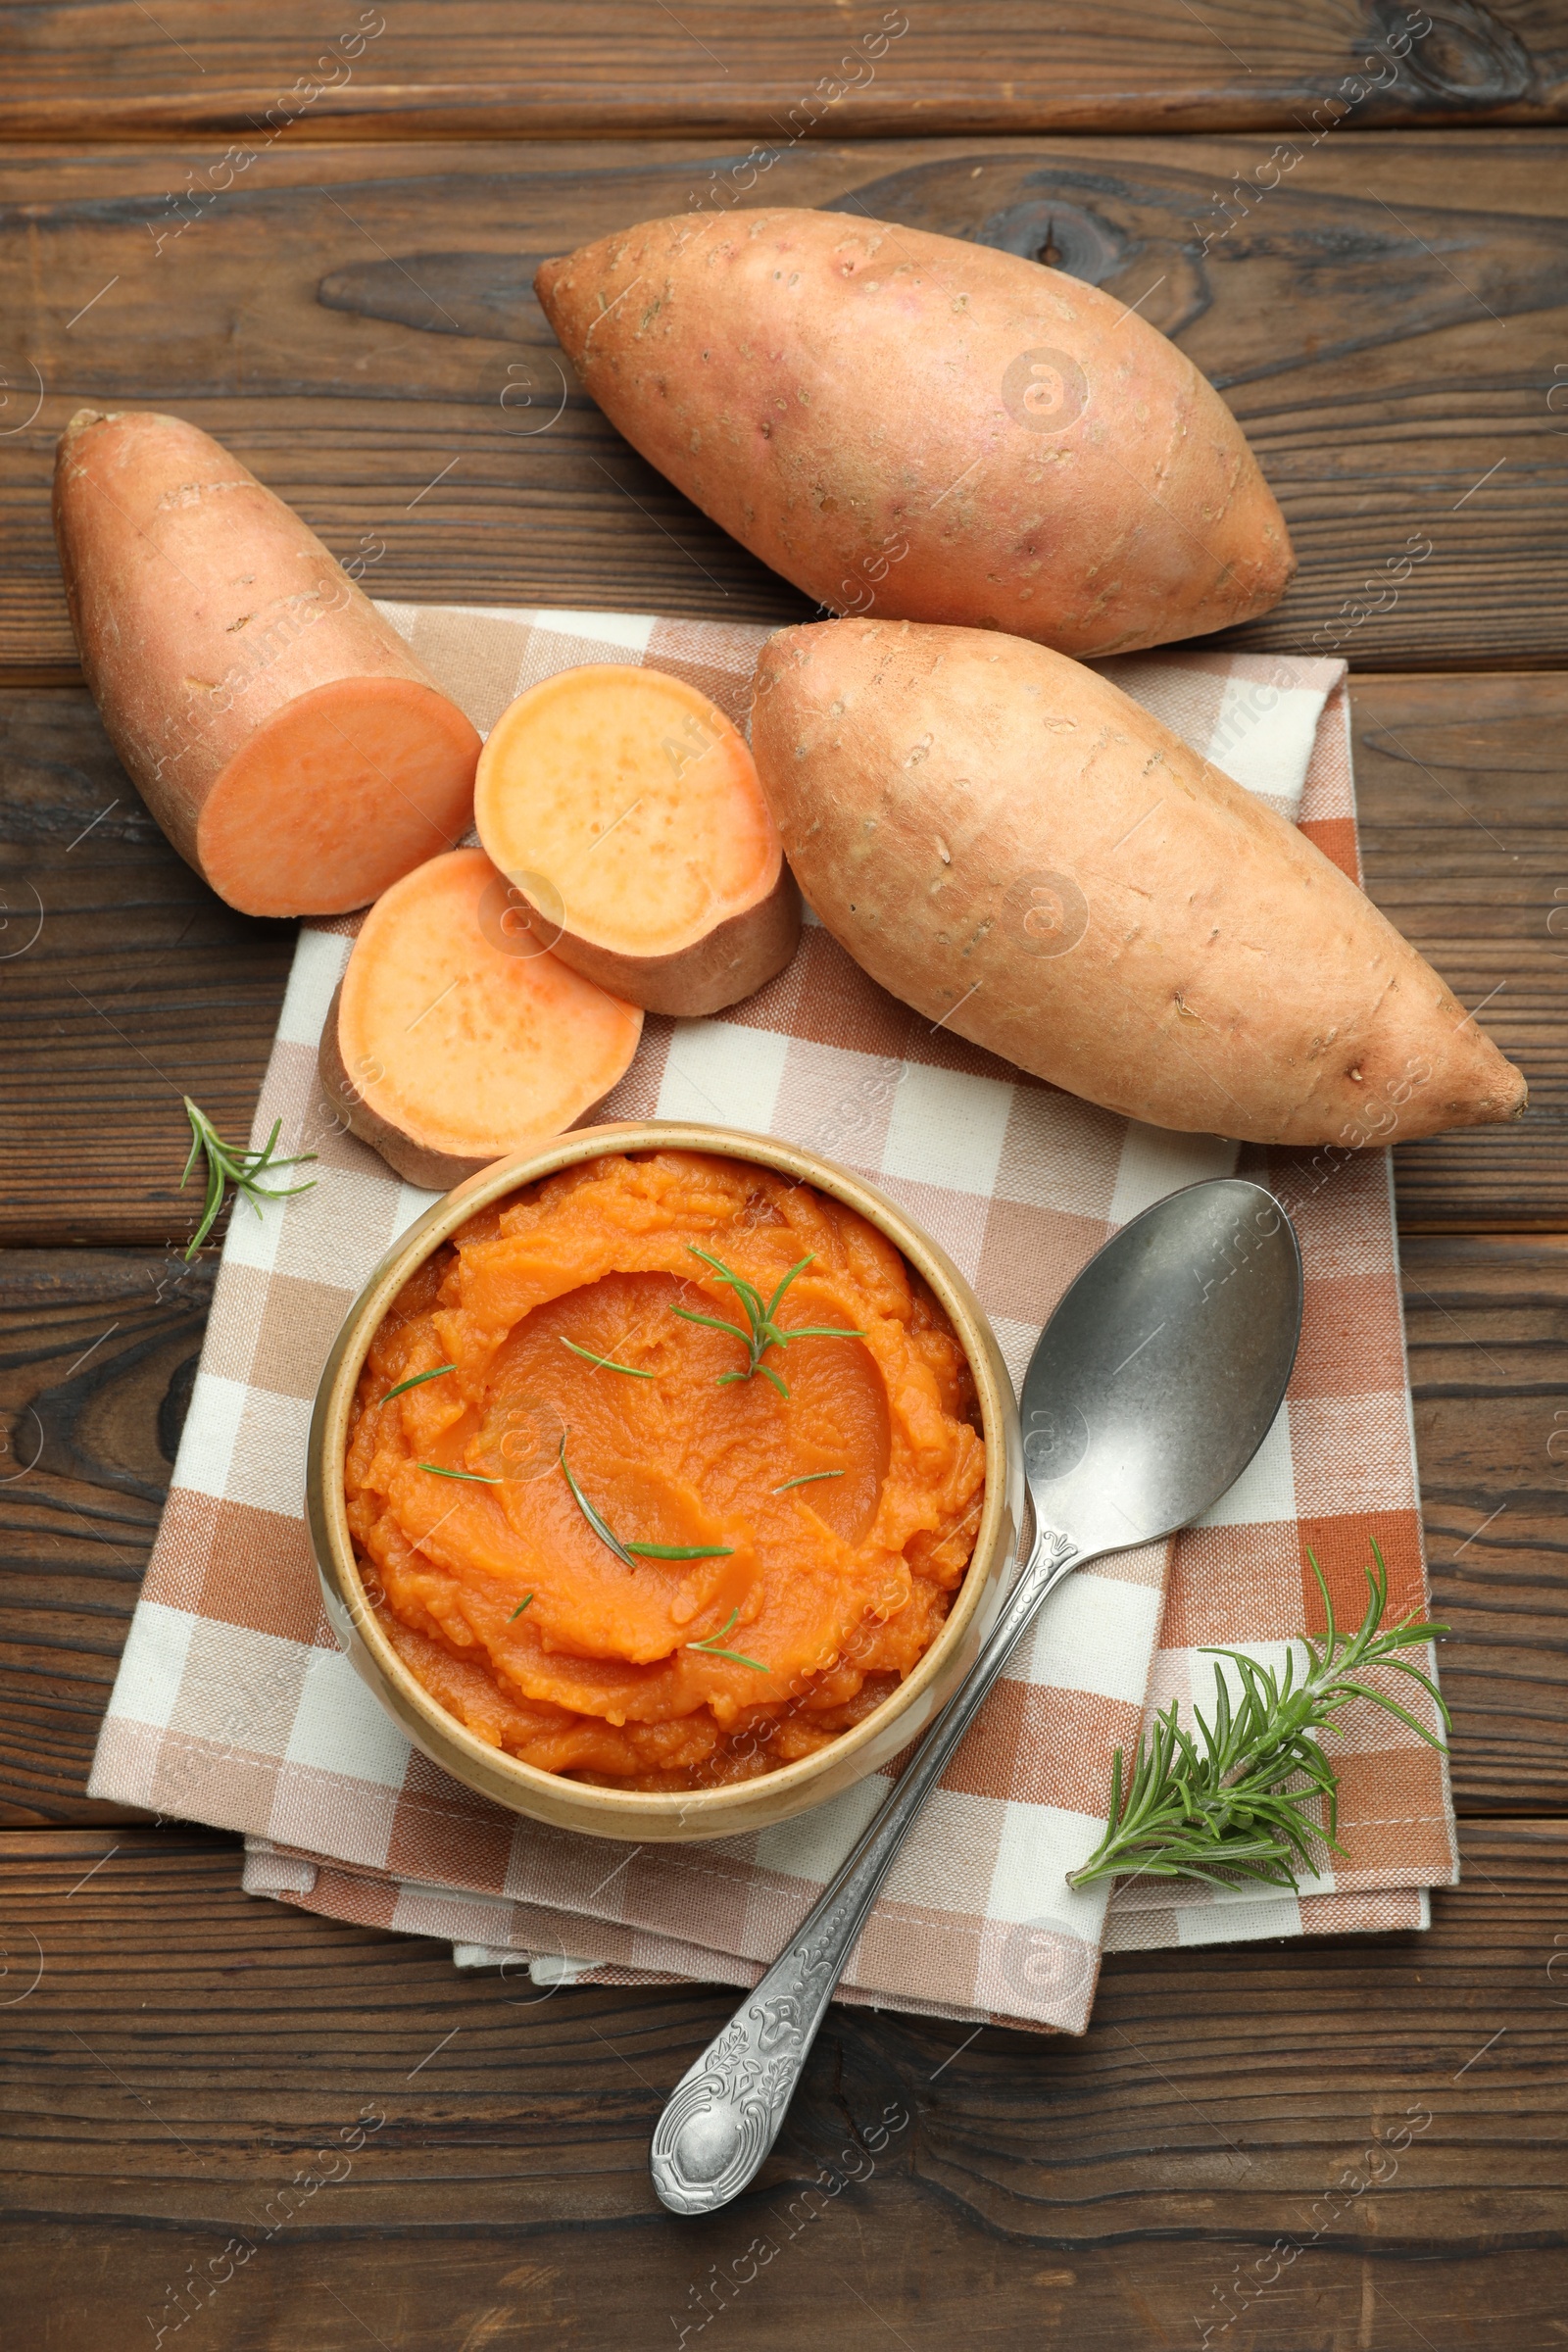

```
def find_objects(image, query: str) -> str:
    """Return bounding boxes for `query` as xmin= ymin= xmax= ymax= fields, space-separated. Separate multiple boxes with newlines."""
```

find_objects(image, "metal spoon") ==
xmin=650 ymin=1177 xmax=1302 ymax=2217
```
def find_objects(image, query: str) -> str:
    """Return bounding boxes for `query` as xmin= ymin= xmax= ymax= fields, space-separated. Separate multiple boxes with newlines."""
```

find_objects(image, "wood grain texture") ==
xmin=0 ymin=1251 xmax=211 ymax=1826
xmin=0 ymin=1821 xmax=1562 ymax=2349
xmin=1358 ymin=672 xmax=1568 ymax=1229
xmin=3 ymin=133 xmax=1567 ymax=673
xmin=0 ymin=1235 xmax=1561 ymax=1826
xmin=2 ymin=671 xmax=1560 ymax=1246
xmin=1405 ymin=1234 xmax=1568 ymax=1812
xmin=1 ymin=2 xmax=1564 ymax=141
xmin=0 ymin=687 xmax=295 ymax=1247
xmin=2 ymin=41 xmax=1562 ymax=2346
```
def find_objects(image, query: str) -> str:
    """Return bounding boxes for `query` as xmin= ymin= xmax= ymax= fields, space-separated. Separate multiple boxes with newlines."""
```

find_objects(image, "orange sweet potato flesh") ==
xmin=751 ymin=619 xmax=1528 ymax=1150
xmin=535 ymin=208 xmax=1294 ymax=659
xmin=325 ymin=848 xmax=643 ymax=1189
xmin=344 ymin=1151 xmax=986 ymax=1789
xmin=52 ymin=409 xmax=481 ymax=916
xmin=474 ymin=663 xmax=800 ymax=1016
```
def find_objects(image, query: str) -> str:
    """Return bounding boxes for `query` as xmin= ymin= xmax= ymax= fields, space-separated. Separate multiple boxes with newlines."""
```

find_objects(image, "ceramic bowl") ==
xmin=306 ymin=1120 xmax=1022 ymax=1842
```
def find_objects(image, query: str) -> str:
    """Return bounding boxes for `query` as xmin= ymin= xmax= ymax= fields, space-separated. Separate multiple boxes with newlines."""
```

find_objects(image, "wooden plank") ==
xmin=1404 ymin=1233 xmax=1568 ymax=1813
xmin=2 ymin=670 xmax=1561 ymax=1247
xmin=3 ymin=133 xmax=1568 ymax=673
xmin=0 ymin=688 xmax=295 ymax=1248
xmin=8 ymin=2223 xmax=1553 ymax=2352
xmin=0 ymin=1821 xmax=1562 ymax=2350
xmin=0 ymin=1251 xmax=211 ymax=1826
xmin=1 ymin=4 xmax=1564 ymax=143
xmin=0 ymin=1233 xmax=1561 ymax=1825
xmin=1358 ymin=672 xmax=1568 ymax=1230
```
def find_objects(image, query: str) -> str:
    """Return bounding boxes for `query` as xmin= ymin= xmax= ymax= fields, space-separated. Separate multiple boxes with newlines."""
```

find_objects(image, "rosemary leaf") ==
xmin=624 ymin=1543 xmax=735 ymax=1560
xmin=180 ymin=1097 xmax=317 ymax=1261
xmin=382 ymin=1363 xmax=457 ymax=1404
xmin=559 ymin=1336 xmax=655 ymax=1379
xmin=509 ymin=1592 xmax=534 ymax=1621
xmin=717 ymin=1359 xmax=792 ymax=1399
xmin=558 ymin=1441 xmax=638 ymax=1569
xmin=417 ymin=1462 xmax=502 ymax=1485
xmin=669 ymin=1301 xmax=753 ymax=1341
xmin=774 ymin=1469 xmax=846 ymax=1494
xmin=558 ymin=1439 xmax=732 ymax=1567
xmin=1068 ymin=1540 xmax=1449 ymax=1892
xmin=774 ymin=1323 xmax=869 ymax=1342
xmin=687 ymin=1606 xmax=767 ymax=1673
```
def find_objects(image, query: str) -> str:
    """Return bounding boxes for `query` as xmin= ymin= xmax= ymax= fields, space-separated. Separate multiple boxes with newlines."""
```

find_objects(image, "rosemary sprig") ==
xmin=509 ymin=1592 xmax=534 ymax=1621
xmin=557 ymin=1439 xmax=732 ymax=1566
xmin=417 ymin=1462 xmax=502 ymax=1485
xmin=671 ymin=1246 xmax=865 ymax=1400
xmin=180 ymin=1096 xmax=317 ymax=1260
xmin=687 ymin=1606 xmax=767 ymax=1673
xmin=1068 ymin=1541 xmax=1449 ymax=1892
xmin=382 ymin=1363 xmax=457 ymax=1403
xmin=774 ymin=1469 xmax=845 ymax=1494
xmin=559 ymin=1336 xmax=655 ymax=1379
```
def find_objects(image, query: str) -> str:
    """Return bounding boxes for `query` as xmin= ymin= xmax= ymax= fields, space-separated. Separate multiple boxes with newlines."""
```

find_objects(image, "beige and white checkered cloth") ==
xmin=89 ymin=605 xmax=1457 ymax=2035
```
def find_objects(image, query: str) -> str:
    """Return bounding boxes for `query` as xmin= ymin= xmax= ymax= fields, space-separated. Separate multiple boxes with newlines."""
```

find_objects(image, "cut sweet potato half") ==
xmin=53 ymin=409 xmax=481 ymax=917
xmin=322 ymin=847 xmax=644 ymax=1190
xmin=473 ymin=662 xmax=799 ymax=1015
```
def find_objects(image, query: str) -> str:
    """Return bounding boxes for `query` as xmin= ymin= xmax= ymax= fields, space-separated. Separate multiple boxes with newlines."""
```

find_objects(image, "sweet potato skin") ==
xmin=53 ymin=409 xmax=481 ymax=915
xmin=516 ymin=859 xmax=802 ymax=1018
xmin=751 ymin=620 xmax=1527 ymax=1148
xmin=319 ymin=980 xmax=493 ymax=1191
xmin=321 ymin=978 xmax=636 ymax=1191
xmin=535 ymin=209 xmax=1294 ymax=659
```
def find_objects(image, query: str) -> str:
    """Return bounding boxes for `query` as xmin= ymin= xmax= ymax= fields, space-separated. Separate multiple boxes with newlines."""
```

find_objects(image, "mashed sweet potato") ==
xmin=345 ymin=1150 xmax=986 ymax=1789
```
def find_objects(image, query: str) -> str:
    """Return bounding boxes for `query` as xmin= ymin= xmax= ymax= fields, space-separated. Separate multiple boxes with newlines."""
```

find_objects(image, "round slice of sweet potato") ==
xmin=473 ymin=662 xmax=799 ymax=1016
xmin=322 ymin=847 xmax=644 ymax=1190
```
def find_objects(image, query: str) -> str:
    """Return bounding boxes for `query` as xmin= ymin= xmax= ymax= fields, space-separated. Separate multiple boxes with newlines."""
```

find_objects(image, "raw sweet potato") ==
xmin=750 ymin=620 xmax=1527 ymax=1149
xmin=473 ymin=662 xmax=799 ymax=1014
xmin=53 ymin=409 xmax=482 ymax=917
xmin=535 ymin=208 xmax=1294 ymax=659
xmin=322 ymin=848 xmax=643 ymax=1190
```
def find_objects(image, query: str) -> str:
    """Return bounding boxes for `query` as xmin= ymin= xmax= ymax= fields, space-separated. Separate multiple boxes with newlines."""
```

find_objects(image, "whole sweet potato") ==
xmin=750 ymin=619 xmax=1526 ymax=1148
xmin=535 ymin=208 xmax=1294 ymax=658
xmin=53 ymin=410 xmax=482 ymax=917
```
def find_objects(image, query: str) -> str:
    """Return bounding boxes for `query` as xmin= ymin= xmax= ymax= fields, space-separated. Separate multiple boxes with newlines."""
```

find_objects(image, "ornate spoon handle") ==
xmin=650 ymin=1518 xmax=1079 ymax=2215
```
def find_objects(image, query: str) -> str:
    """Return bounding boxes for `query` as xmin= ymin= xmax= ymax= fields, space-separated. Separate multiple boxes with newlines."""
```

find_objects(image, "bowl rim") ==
xmin=306 ymin=1119 xmax=1015 ymax=1835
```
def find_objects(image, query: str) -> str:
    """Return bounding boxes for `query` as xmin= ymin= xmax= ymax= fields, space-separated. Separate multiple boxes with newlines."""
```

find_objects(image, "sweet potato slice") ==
xmin=322 ymin=848 xmax=643 ymax=1190
xmin=473 ymin=663 xmax=799 ymax=1015
xmin=751 ymin=619 xmax=1527 ymax=1149
xmin=53 ymin=409 xmax=481 ymax=917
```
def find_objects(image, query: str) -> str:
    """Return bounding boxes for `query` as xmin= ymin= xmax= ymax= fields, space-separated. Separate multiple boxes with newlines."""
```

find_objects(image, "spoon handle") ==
xmin=649 ymin=1517 xmax=1080 ymax=2215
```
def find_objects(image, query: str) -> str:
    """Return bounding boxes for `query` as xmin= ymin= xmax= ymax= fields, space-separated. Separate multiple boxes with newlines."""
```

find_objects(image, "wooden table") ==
xmin=2 ymin=9 xmax=1566 ymax=2345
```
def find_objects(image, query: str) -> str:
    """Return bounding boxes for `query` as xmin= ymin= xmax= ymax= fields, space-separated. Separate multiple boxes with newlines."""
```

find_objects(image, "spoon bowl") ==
xmin=1020 ymin=1177 xmax=1302 ymax=1559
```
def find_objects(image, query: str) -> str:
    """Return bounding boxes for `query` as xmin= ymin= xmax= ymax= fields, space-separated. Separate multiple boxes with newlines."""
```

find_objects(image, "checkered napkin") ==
xmin=89 ymin=605 xmax=1456 ymax=2035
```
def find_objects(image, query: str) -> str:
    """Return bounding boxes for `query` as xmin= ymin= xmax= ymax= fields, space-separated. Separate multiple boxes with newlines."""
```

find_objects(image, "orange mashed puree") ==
xmin=345 ymin=1151 xmax=986 ymax=1788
